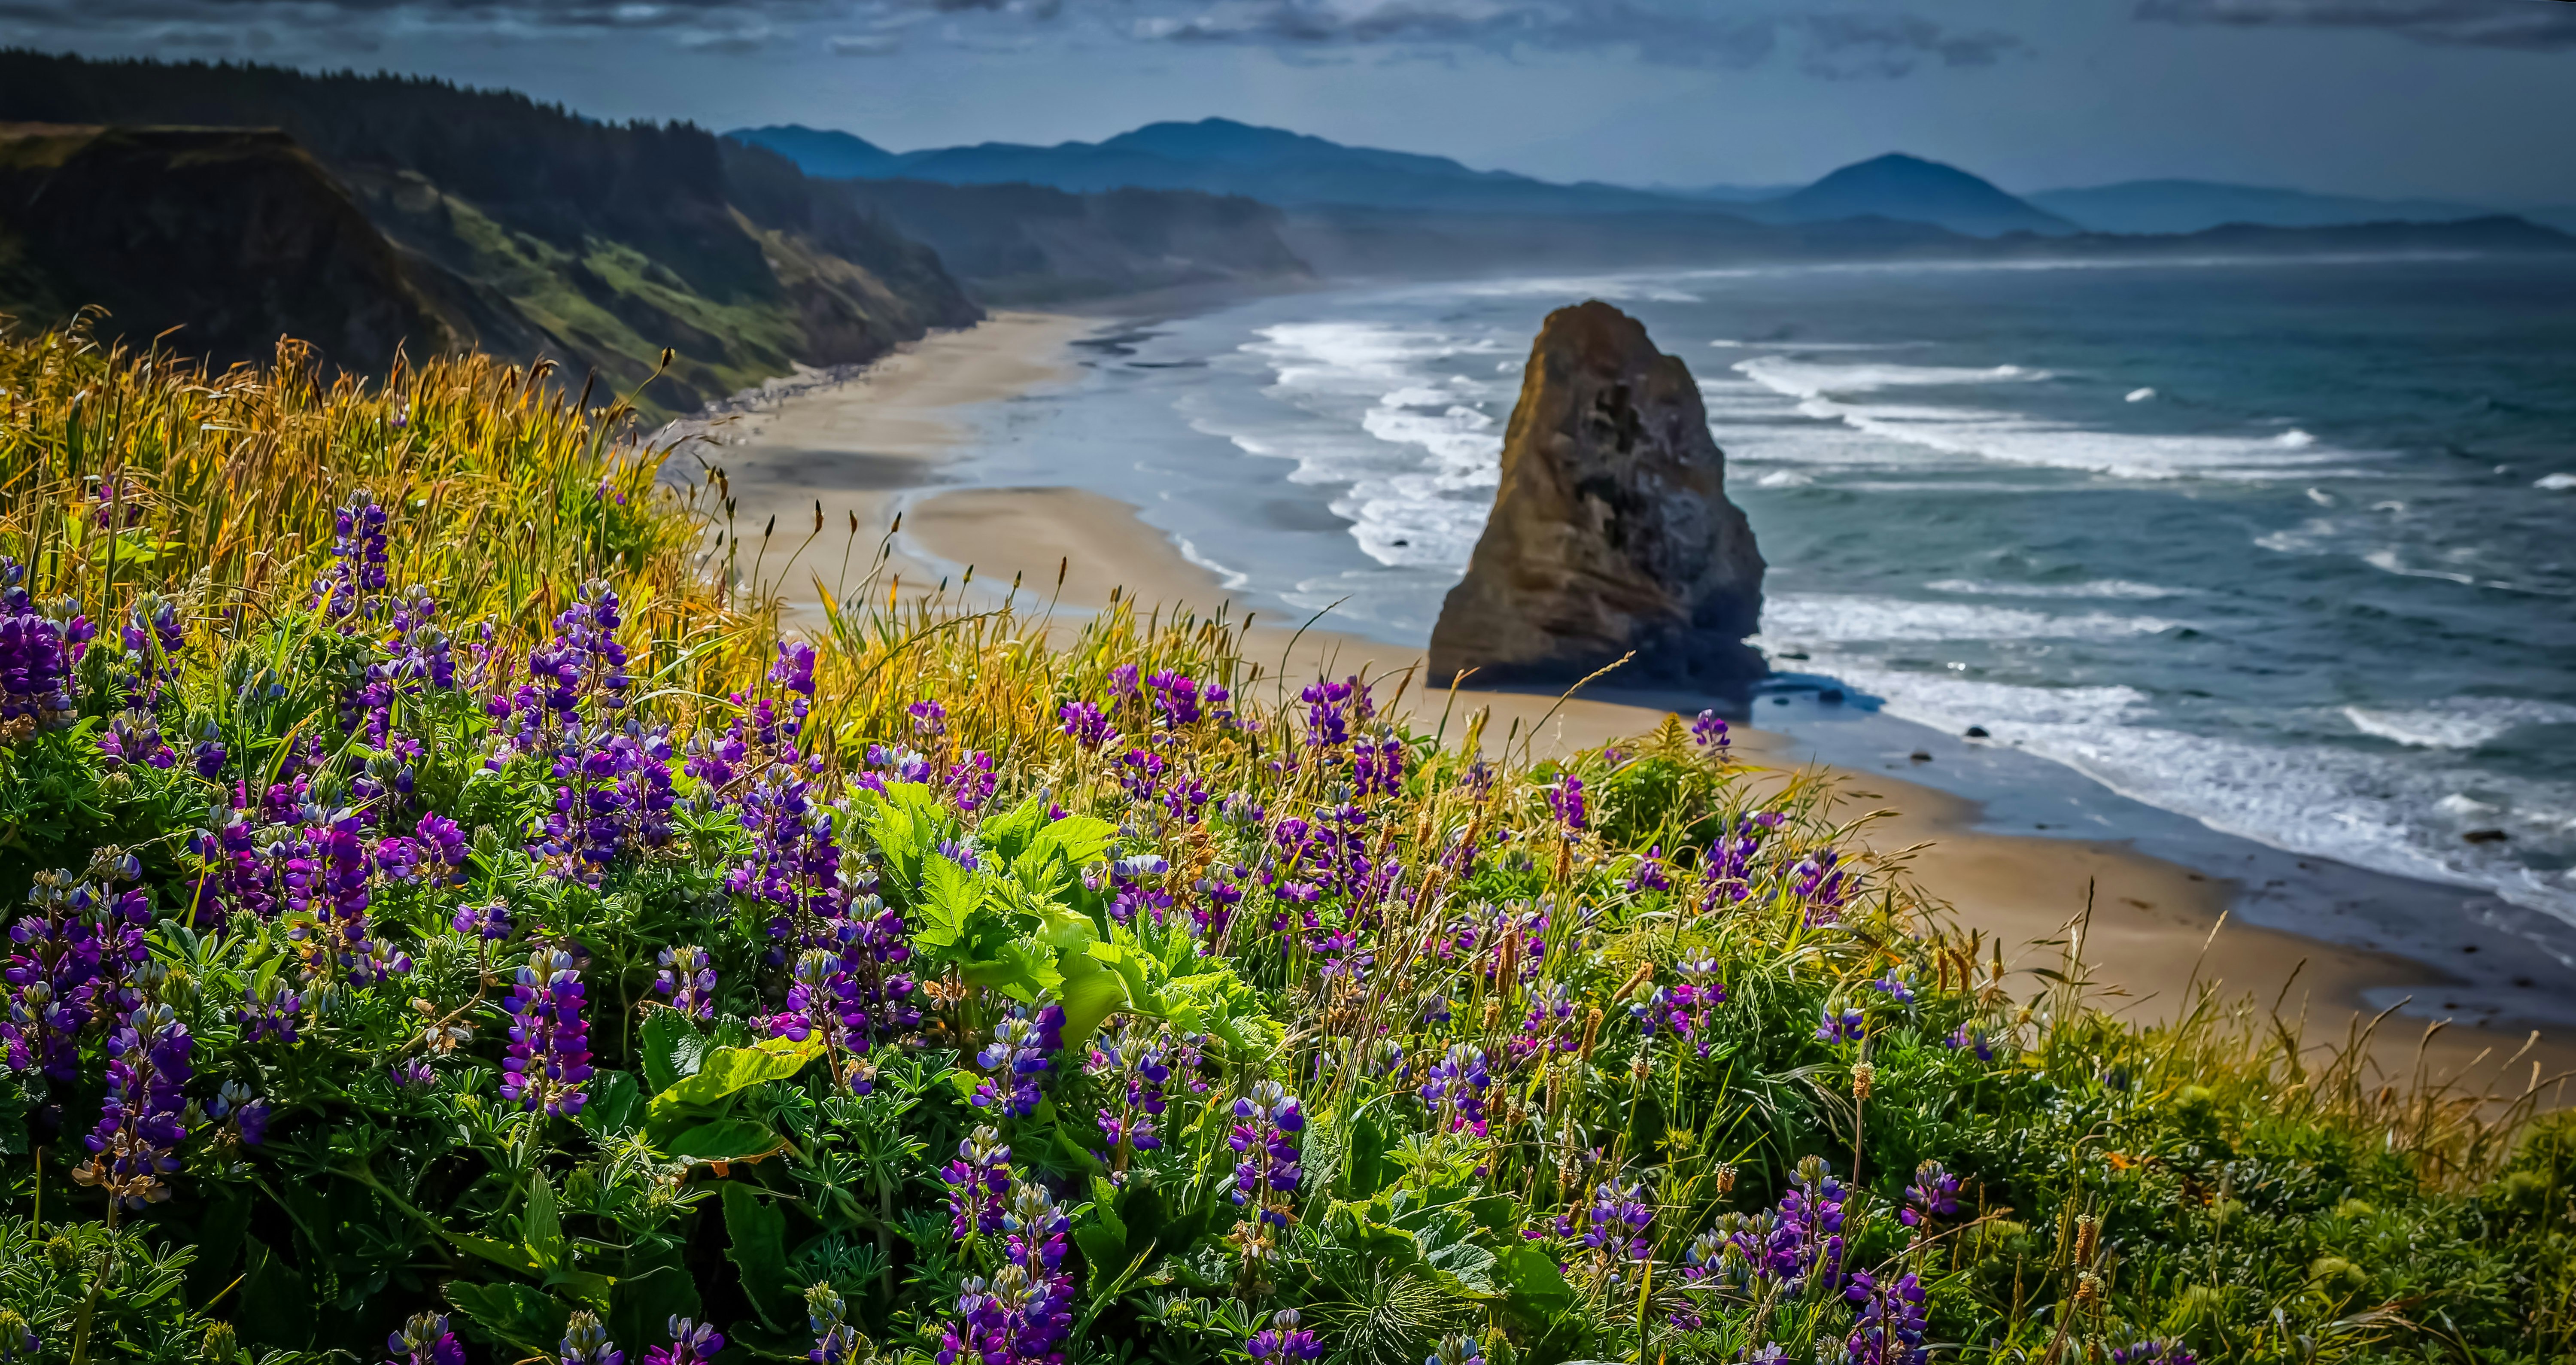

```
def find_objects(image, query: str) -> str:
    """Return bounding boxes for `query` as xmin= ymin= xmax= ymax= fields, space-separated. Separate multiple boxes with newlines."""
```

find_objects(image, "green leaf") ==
xmin=612 ymin=1240 xmax=702 ymax=1355
xmin=959 ymin=936 xmax=1066 ymax=1004
xmin=647 ymin=1036 xmax=821 ymax=1121
xmin=640 ymin=1008 xmax=707 ymax=1095
xmin=523 ymin=1171 xmax=567 ymax=1273
xmin=447 ymin=1231 xmax=541 ymax=1277
xmin=656 ymin=1119 xmax=787 ymax=1162
xmin=576 ymin=1068 xmax=645 ymax=1138
xmin=1492 ymin=1245 xmax=1577 ymax=1319
xmin=1055 ymin=943 xmax=1135 ymax=1047
xmin=721 ymin=1183 xmax=799 ymax=1333
xmin=447 ymin=1280 xmax=572 ymax=1355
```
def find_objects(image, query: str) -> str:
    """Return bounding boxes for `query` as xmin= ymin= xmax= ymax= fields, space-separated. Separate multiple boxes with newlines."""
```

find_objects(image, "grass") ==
xmin=0 ymin=321 xmax=2572 ymax=1365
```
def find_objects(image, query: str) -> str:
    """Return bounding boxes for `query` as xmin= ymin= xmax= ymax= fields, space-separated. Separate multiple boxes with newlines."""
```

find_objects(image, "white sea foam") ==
xmin=1731 ymin=357 xmax=2372 ymax=481
xmin=1789 ymin=654 xmax=2576 ymax=924
xmin=1756 ymin=593 xmax=2185 ymax=644
xmin=2539 ymin=472 xmax=2576 ymax=491
xmin=2345 ymin=698 xmax=2576 ymax=749
xmin=1924 ymin=578 xmax=2186 ymax=600
xmin=1756 ymin=470 xmax=1815 ymax=488
xmin=2126 ymin=387 xmax=2157 ymax=402
xmin=1451 ymin=276 xmax=1701 ymax=303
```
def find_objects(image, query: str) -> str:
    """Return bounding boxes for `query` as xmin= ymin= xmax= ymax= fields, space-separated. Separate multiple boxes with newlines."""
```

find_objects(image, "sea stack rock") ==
xmin=1428 ymin=301 xmax=1764 ymax=687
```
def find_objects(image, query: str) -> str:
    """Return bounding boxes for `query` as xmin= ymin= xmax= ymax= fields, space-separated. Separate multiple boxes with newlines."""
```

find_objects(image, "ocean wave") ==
xmin=1924 ymin=578 xmax=2187 ymax=600
xmin=2344 ymin=698 xmax=2576 ymax=750
xmin=1734 ymin=356 xmax=2052 ymax=398
xmin=1801 ymin=655 xmax=2576 ymax=925
xmin=1756 ymin=593 xmax=2187 ymax=644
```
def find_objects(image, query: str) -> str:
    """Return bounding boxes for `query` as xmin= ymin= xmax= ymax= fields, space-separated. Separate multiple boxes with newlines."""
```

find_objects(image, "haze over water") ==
xmin=939 ymin=252 xmax=2576 ymax=949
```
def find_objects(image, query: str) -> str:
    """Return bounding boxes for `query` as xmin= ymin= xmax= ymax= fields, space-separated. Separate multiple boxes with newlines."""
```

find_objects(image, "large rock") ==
xmin=1428 ymin=300 xmax=1765 ymax=687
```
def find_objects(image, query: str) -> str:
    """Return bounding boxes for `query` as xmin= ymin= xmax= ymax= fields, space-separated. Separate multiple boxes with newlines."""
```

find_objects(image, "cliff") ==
xmin=0 ymin=52 xmax=981 ymax=414
xmin=0 ymin=124 xmax=456 ymax=371
xmin=1428 ymin=301 xmax=1765 ymax=688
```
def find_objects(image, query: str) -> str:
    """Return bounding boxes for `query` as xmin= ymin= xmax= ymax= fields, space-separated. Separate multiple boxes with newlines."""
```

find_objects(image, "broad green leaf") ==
xmin=721 ymin=1183 xmax=799 ymax=1333
xmin=447 ymin=1280 xmax=571 ymax=1355
xmin=522 ymin=1170 xmax=566 ymax=1272
xmin=574 ymin=1068 xmax=644 ymax=1138
xmin=639 ymin=1008 xmax=706 ymax=1094
xmin=1056 ymin=943 xmax=1136 ymax=1047
xmin=1492 ymin=1245 xmax=1578 ymax=1318
xmin=656 ymin=1118 xmax=786 ymax=1161
xmin=647 ymin=1036 xmax=821 ymax=1119
xmin=960 ymin=936 xmax=1066 ymax=1004
xmin=446 ymin=1231 xmax=541 ymax=1276
xmin=611 ymin=1240 xmax=702 ymax=1353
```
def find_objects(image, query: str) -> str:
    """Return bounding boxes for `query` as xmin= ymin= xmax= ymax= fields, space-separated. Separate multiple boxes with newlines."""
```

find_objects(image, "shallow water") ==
xmin=942 ymin=253 xmax=2576 ymax=967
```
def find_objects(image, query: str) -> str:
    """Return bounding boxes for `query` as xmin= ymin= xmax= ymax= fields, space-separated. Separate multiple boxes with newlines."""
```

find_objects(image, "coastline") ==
xmin=686 ymin=306 xmax=2576 ymax=1105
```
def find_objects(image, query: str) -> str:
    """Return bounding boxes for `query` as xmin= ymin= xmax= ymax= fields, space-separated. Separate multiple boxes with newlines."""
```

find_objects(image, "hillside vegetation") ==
xmin=0 ymin=51 xmax=980 ymax=414
xmin=3 ymin=325 xmax=2576 ymax=1365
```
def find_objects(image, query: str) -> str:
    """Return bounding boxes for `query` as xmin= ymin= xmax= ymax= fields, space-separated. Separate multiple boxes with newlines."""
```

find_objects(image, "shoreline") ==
xmin=688 ymin=309 xmax=2576 ymax=1104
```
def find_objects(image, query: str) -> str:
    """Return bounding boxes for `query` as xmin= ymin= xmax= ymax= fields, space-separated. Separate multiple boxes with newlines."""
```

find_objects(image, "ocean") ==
xmin=930 ymin=252 xmax=2576 ymax=994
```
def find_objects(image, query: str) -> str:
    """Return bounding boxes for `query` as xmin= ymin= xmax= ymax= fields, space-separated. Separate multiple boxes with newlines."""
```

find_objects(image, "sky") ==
xmin=8 ymin=0 xmax=2576 ymax=204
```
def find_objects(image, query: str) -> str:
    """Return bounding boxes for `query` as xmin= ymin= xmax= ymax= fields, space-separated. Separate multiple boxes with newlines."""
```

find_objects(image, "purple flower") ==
xmin=1871 ymin=968 xmax=1914 ymax=1005
xmin=1902 ymin=1160 xmax=1961 ymax=1228
xmin=972 ymin=1002 xmax=1065 ymax=1118
xmin=451 ymin=900 xmax=514 ymax=942
xmin=1230 ymin=1080 xmax=1306 ymax=1231
xmin=386 ymin=1313 xmax=465 ymax=1365
xmin=771 ymin=640 xmax=818 ymax=697
xmin=561 ymin=1312 xmax=622 ymax=1365
xmin=1843 ymin=1271 xmax=1930 ymax=1365
xmin=944 ymin=1125 xmax=1013 ymax=1239
xmin=1817 ymin=1005 xmax=1865 ymax=1045
xmin=908 ymin=698 xmax=948 ymax=738
xmin=76 ymin=1002 xmax=191 ymax=1208
xmin=1057 ymin=700 xmax=1115 ymax=750
xmin=2110 ymin=1342 xmax=2199 ymax=1365
xmin=0 ymin=560 xmax=91 ymax=728
xmin=1692 ymin=709 xmax=1730 ymax=751
xmin=1944 ymin=1024 xmax=1994 ymax=1061
xmin=1245 ymin=1309 xmax=1321 ymax=1362
xmin=1546 ymin=774 xmax=1586 ymax=832
xmin=1625 ymin=846 xmax=1671 ymax=893
xmin=1583 ymin=1181 xmax=1655 ymax=1261
xmin=644 ymin=1318 xmax=723 ymax=1365
xmin=1418 ymin=1043 xmax=1493 ymax=1136
xmin=500 ymin=948 xmax=593 ymax=1116
xmin=654 ymin=944 xmax=717 ymax=1019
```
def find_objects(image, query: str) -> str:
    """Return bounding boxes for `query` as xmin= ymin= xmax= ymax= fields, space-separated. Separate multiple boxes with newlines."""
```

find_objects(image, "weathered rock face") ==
xmin=1428 ymin=300 xmax=1765 ymax=687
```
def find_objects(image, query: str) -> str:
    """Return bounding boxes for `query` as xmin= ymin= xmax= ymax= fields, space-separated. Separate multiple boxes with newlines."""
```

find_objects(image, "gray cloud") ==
xmin=1128 ymin=2 xmax=2025 ymax=73
xmin=0 ymin=0 xmax=2021 ymax=71
xmin=2135 ymin=0 xmax=2576 ymax=49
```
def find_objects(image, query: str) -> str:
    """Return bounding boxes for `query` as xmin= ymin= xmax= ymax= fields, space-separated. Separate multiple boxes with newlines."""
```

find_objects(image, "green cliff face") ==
xmin=0 ymin=54 xmax=982 ymax=417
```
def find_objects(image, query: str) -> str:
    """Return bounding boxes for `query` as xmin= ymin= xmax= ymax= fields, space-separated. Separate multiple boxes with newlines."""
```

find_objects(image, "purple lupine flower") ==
xmin=500 ymin=948 xmax=593 ymax=1117
xmin=237 ymin=979 xmax=303 ymax=1044
xmin=76 ymin=1002 xmax=191 ymax=1208
xmin=943 ymin=1125 xmax=1013 ymax=1240
xmin=1418 ymin=1043 xmax=1494 ymax=1136
xmin=1117 ymin=747 xmax=1165 ymax=805
xmin=908 ymin=698 xmax=948 ymax=738
xmin=208 ymin=1079 xmax=272 ymax=1147
xmin=1944 ymin=1023 xmax=1994 ymax=1061
xmin=386 ymin=1312 xmax=465 ymax=1365
xmin=1299 ymin=675 xmax=1372 ymax=748
xmin=1871 ymin=968 xmax=1914 ymax=1005
xmin=644 ymin=1318 xmax=723 ymax=1365
xmin=1230 ymin=1080 xmax=1305 ymax=1226
xmin=1793 ymin=851 xmax=1847 ymax=924
xmin=2109 ymin=1342 xmax=2199 ymax=1365
xmin=771 ymin=640 xmax=818 ymax=697
xmin=1625 ymin=845 xmax=1671 ymax=893
xmin=97 ymin=709 xmax=177 ymax=769
xmin=1584 ymin=1181 xmax=1655 ymax=1261
xmin=1692 ymin=709 xmax=1730 ymax=751
xmin=451 ymin=900 xmax=514 ymax=942
xmin=1091 ymin=1031 xmax=1173 ymax=1162
xmin=1145 ymin=670 xmax=1204 ymax=727
xmin=1428 ymin=1334 xmax=1485 ymax=1365
xmin=1817 ymin=1005 xmax=1865 ymax=1045
xmin=1109 ymin=853 xmax=1172 ymax=927
xmin=1902 ymin=1160 xmax=1961 ymax=1228
xmin=3 ymin=873 xmax=104 ymax=1080
xmin=654 ymin=945 xmax=717 ymax=1019
xmin=1546 ymin=774 xmax=1586 ymax=832
xmin=414 ymin=812 xmax=469 ymax=882
xmin=1352 ymin=732 xmax=1406 ymax=799
xmin=1245 ymin=1309 xmax=1321 ymax=1362
xmin=561 ymin=1312 xmax=622 ymax=1365
xmin=0 ymin=559 xmax=92 ymax=728
xmin=1762 ymin=1156 xmax=1850 ymax=1292
xmin=945 ymin=751 xmax=997 ymax=815
xmin=807 ymin=1285 xmax=865 ymax=1365
xmin=315 ymin=489 xmax=390 ymax=622
xmin=1843 ymin=1271 xmax=1930 ymax=1365
xmin=1057 ymin=700 xmax=1115 ymax=751
xmin=972 ymin=1002 xmax=1065 ymax=1119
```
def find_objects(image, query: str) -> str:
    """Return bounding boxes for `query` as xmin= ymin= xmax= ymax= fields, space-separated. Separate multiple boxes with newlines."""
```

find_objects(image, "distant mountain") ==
xmin=823 ymin=179 xmax=1309 ymax=304
xmin=731 ymin=118 xmax=1709 ymax=218
xmin=2029 ymin=179 xmax=2501 ymax=234
xmin=731 ymin=124 xmax=902 ymax=180
xmin=1748 ymin=154 xmax=2077 ymax=237
xmin=1659 ymin=183 xmax=1802 ymax=204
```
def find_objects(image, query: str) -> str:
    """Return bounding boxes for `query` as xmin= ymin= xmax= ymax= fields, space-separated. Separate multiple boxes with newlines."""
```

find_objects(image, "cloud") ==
xmin=0 ymin=0 xmax=2020 ymax=70
xmin=1125 ymin=1 xmax=2025 ymax=73
xmin=2135 ymin=0 xmax=2576 ymax=50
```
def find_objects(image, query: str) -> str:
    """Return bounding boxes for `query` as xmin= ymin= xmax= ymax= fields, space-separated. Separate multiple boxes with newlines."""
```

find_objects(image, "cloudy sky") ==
xmin=10 ymin=0 xmax=2575 ymax=203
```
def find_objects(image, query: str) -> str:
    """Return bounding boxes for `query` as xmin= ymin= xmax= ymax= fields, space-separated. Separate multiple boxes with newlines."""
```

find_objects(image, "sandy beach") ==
xmin=692 ymin=310 xmax=2576 ymax=1107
